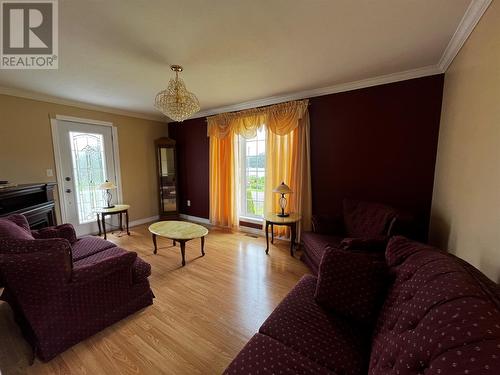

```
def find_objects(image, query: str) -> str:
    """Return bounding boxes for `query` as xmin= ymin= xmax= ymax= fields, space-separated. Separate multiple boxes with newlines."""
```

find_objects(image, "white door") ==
xmin=56 ymin=120 xmax=118 ymax=236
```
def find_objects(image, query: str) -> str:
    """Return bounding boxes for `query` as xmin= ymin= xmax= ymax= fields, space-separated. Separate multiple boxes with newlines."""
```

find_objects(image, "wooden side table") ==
xmin=264 ymin=212 xmax=301 ymax=256
xmin=96 ymin=204 xmax=130 ymax=240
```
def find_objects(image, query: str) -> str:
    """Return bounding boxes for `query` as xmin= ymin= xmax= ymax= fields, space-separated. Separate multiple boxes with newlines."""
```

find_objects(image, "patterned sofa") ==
xmin=0 ymin=214 xmax=154 ymax=361
xmin=302 ymin=199 xmax=400 ymax=274
xmin=224 ymin=236 xmax=500 ymax=374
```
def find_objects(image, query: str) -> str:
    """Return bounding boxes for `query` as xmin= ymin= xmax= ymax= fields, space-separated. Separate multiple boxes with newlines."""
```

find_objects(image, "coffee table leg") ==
xmin=271 ymin=223 xmax=274 ymax=244
xmin=125 ymin=210 xmax=130 ymax=235
xmin=173 ymin=240 xmax=176 ymax=246
xmin=265 ymin=221 xmax=270 ymax=254
xmin=180 ymin=241 xmax=186 ymax=266
xmin=119 ymin=213 xmax=123 ymax=231
xmin=152 ymin=234 xmax=158 ymax=254
xmin=201 ymin=236 xmax=205 ymax=256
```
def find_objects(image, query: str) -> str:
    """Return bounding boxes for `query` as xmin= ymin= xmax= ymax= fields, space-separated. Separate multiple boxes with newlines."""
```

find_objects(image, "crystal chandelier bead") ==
xmin=154 ymin=66 xmax=200 ymax=122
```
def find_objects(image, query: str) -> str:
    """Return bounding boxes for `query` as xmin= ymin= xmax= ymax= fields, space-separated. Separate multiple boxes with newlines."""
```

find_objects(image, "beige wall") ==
xmin=0 ymin=94 xmax=168 ymax=222
xmin=430 ymin=1 xmax=500 ymax=281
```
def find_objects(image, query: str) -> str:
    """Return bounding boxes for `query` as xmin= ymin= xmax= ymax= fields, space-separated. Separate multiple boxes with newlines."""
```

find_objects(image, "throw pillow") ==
xmin=315 ymin=246 xmax=388 ymax=323
xmin=0 ymin=217 xmax=34 ymax=240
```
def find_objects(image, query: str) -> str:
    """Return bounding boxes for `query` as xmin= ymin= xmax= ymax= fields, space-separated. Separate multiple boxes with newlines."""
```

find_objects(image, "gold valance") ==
xmin=207 ymin=99 xmax=309 ymax=139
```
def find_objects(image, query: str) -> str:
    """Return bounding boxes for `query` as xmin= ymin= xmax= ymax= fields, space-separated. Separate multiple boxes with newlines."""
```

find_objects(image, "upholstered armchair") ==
xmin=301 ymin=199 xmax=401 ymax=273
xmin=0 ymin=214 xmax=154 ymax=361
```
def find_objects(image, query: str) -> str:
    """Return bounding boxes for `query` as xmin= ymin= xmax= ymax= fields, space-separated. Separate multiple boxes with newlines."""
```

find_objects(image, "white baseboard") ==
xmin=179 ymin=214 xmax=211 ymax=224
xmin=128 ymin=215 xmax=159 ymax=228
xmin=238 ymin=225 xmax=264 ymax=237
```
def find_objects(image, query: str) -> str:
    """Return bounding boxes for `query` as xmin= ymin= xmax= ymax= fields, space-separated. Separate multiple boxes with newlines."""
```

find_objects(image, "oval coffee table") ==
xmin=148 ymin=221 xmax=208 ymax=266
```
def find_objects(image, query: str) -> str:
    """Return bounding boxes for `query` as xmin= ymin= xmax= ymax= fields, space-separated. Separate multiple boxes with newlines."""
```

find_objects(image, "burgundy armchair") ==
xmin=0 ymin=214 xmax=154 ymax=361
xmin=301 ymin=199 xmax=400 ymax=274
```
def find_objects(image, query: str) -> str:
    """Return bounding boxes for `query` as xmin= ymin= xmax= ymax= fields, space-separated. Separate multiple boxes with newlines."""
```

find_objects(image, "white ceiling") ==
xmin=0 ymin=0 xmax=477 ymax=121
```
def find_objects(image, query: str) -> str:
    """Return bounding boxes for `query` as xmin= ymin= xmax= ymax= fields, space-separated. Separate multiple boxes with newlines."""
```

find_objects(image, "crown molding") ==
xmin=438 ymin=0 xmax=492 ymax=72
xmin=2 ymin=1 xmax=490 ymax=124
xmin=0 ymin=86 xmax=167 ymax=122
xmin=188 ymin=65 xmax=442 ymax=121
xmin=179 ymin=0 xmax=492 ymax=122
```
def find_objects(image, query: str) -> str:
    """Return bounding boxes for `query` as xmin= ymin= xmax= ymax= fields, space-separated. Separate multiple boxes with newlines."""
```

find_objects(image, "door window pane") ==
xmin=69 ymin=132 xmax=107 ymax=223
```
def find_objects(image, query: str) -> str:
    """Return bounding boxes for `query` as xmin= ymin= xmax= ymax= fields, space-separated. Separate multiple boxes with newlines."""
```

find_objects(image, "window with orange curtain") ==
xmin=207 ymin=100 xmax=311 ymax=235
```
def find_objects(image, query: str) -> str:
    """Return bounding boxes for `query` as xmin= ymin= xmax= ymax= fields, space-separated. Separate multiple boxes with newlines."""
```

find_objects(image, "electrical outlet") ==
xmin=46 ymin=169 xmax=53 ymax=177
xmin=187 ymin=200 xmax=191 ymax=207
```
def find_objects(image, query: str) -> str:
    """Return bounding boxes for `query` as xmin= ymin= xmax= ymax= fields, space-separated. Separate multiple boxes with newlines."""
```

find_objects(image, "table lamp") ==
xmin=99 ymin=180 xmax=117 ymax=208
xmin=273 ymin=182 xmax=293 ymax=217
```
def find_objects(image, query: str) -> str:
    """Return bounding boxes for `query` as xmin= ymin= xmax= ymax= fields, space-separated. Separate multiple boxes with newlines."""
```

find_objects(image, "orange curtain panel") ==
xmin=207 ymin=100 xmax=311 ymax=235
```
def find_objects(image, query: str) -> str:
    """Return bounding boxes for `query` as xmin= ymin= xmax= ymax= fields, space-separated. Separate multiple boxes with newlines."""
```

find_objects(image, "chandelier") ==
xmin=154 ymin=65 xmax=200 ymax=122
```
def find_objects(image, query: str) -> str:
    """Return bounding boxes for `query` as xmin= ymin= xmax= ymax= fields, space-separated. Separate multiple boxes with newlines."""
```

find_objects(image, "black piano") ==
xmin=0 ymin=183 xmax=57 ymax=229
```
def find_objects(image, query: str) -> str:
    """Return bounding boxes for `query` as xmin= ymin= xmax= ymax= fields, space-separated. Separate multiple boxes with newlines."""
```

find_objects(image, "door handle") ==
xmin=65 ymin=188 xmax=72 ymax=193
xmin=65 ymin=176 xmax=71 ymax=181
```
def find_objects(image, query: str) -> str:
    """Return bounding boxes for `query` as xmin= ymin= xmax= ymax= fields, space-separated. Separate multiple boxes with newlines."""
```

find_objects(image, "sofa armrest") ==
xmin=0 ymin=238 xmax=73 ymax=297
xmin=71 ymin=251 xmax=137 ymax=286
xmin=311 ymin=214 xmax=344 ymax=235
xmin=32 ymin=224 xmax=77 ymax=244
xmin=340 ymin=236 xmax=387 ymax=252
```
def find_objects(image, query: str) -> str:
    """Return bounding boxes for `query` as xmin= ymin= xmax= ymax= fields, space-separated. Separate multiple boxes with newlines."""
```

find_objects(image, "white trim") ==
xmin=50 ymin=117 xmax=68 ymax=222
xmin=172 ymin=0 xmax=492 ymax=121
xmin=3 ymin=1 xmax=491 ymax=124
xmin=238 ymin=225 xmax=264 ymax=237
xmin=0 ymin=86 xmax=166 ymax=122
xmin=129 ymin=215 xmax=160 ymax=228
xmin=239 ymin=215 xmax=263 ymax=225
xmin=238 ymin=224 xmax=292 ymax=243
xmin=111 ymin=126 xmax=124 ymax=204
xmin=55 ymin=114 xmax=113 ymax=127
xmin=76 ymin=215 xmax=159 ymax=236
xmin=50 ymin=117 xmax=124 ymax=223
xmin=186 ymin=65 xmax=442 ymax=121
xmin=438 ymin=0 xmax=492 ymax=72
xmin=179 ymin=214 xmax=211 ymax=225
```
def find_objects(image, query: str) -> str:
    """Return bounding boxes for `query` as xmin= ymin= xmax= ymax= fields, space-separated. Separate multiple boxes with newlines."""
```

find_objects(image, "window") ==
xmin=69 ymin=132 xmax=107 ymax=224
xmin=239 ymin=127 xmax=266 ymax=219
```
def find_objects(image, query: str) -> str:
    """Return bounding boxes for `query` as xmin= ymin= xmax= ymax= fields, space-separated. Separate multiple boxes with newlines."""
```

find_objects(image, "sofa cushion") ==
xmin=315 ymin=247 xmax=388 ymax=323
xmin=0 ymin=215 xmax=34 ymax=240
xmin=340 ymin=236 xmax=387 ymax=252
xmin=223 ymin=333 xmax=334 ymax=375
xmin=32 ymin=224 xmax=77 ymax=244
xmin=71 ymin=236 xmax=116 ymax=261
xmin=259 ymin=275 xmax=368 ymax=375
xmin=301 ymin=231 xmax=342 ymax=272
xmin=343 ymin=199 xmax=396 ymax=238
xmin=369 ymin=237 xmax=500 ymax=375
xmin=73 ymin=246 xmax=128 ymax=267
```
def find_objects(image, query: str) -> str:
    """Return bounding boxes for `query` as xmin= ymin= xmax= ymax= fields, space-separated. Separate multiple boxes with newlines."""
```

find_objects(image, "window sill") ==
xmin=239 ymin=216 xmax=263 ymax=225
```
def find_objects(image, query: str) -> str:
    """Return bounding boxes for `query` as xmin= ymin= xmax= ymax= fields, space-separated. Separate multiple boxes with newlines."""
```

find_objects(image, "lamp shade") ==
xmin=273 ymin=182 xmax=293 ymax=194
xmin=99 ymin=180 xmax=117 ymax=190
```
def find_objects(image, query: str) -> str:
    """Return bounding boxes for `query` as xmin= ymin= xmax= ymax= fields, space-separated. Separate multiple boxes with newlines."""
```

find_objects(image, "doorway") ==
xmin=51 ymin=116 xmax=122 ymax=236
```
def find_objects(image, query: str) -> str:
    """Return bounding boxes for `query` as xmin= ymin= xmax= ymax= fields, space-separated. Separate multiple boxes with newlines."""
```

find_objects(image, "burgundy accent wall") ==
xmin=168 ymin=117 xmax=209 ymax=218
xmin=309 ymin=75 xmax=444 ymax=238
xmin=170 ymin=75 xmax=444 ymax=238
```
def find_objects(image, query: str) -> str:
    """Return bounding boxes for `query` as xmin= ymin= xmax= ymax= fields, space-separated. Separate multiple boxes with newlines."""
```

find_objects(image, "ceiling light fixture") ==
xmin=154 ymin=65 xmax=200 ymax=122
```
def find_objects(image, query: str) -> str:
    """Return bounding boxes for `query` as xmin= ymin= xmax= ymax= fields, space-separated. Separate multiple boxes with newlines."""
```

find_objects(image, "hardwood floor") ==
xmin=0 ymin=223 xmax=309 ymax=375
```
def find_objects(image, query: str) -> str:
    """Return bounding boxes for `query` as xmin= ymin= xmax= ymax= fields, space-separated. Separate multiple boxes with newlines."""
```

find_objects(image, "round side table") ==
xmin=95 ymin=204 xmax=130 ymax=240
xmin=264 ymin=212 xmax=301 ymax=256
